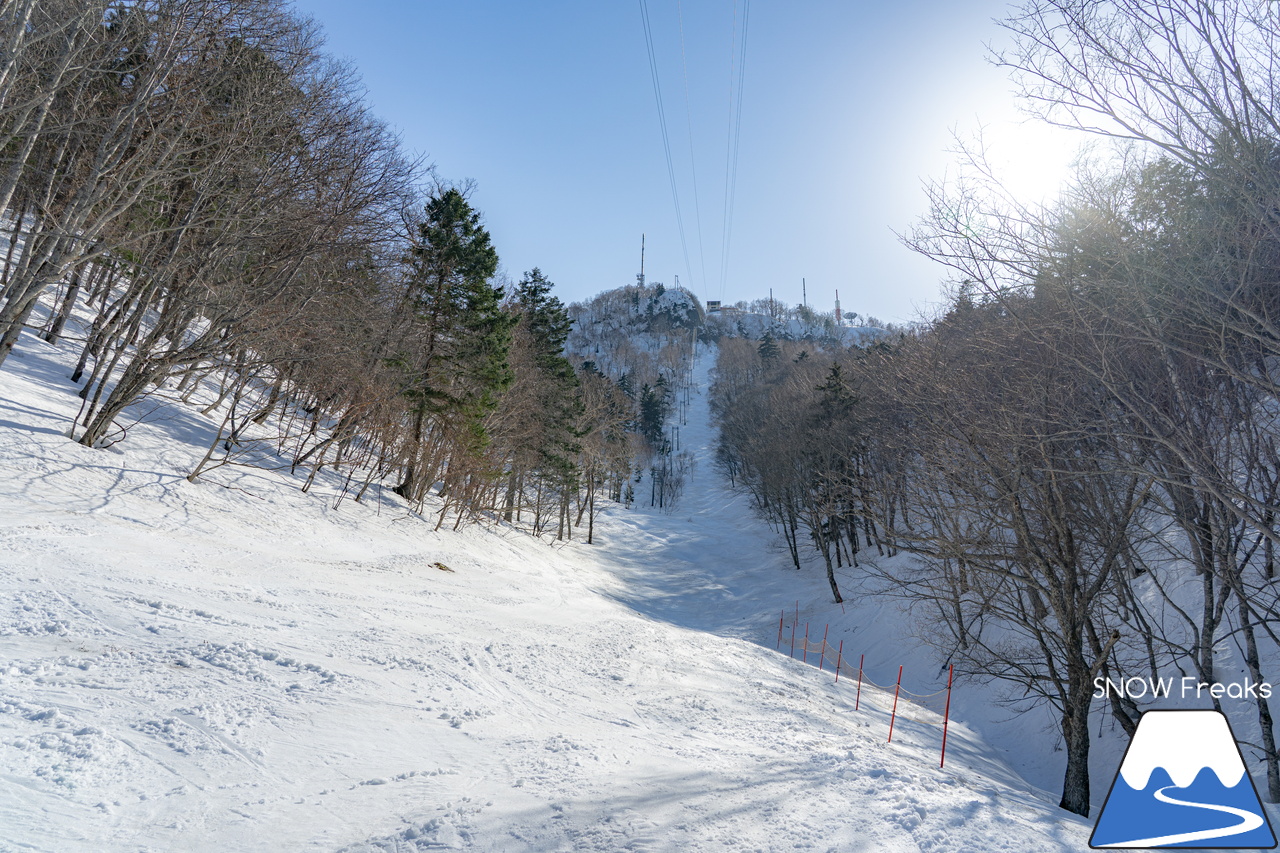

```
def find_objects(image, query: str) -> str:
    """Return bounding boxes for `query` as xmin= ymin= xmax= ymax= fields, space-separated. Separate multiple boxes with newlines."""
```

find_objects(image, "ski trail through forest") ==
xmin=0 ymin=333 xmax=1095 ymax=851
xmin=587 ymin=344 xmax=799 ymax=638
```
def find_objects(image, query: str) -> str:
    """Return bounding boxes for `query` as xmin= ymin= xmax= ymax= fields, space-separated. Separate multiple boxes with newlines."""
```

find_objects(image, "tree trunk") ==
xmin=0 ymin=283 xmax=42 ymax=363
xmin=393 ymin=407 xmax=426 ymax=500
xmin=1 ymin=207 xmax=26 ymax=291
xmin=1058 ymin=686 xmax=1092 ymax=816
xmin=503 ymin=470 xmax=518 ymax=522
xmin=44 ymin=257 xmax=98 ymax=345
xmin=824 ymin=548 xmax=843 ymax=603
xmin=1236 ymin=585 xmax=1280 ymax=802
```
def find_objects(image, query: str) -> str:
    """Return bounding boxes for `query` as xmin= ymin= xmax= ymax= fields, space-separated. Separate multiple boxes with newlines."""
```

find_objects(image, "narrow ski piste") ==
xmin=0 ymin=333 xmax=1094 ymax=850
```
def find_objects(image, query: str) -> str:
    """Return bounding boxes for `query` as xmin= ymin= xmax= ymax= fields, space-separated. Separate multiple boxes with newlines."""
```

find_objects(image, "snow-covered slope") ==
xmin=0 ymin=330 xmax=1093 ymax=851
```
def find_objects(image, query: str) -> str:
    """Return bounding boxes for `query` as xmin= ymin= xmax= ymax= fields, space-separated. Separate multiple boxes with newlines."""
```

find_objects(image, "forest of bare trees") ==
xmin=0 ymin=0 xmax=671 ymax=540
xmin=711 ymin=0 xmax=1280 ymax=818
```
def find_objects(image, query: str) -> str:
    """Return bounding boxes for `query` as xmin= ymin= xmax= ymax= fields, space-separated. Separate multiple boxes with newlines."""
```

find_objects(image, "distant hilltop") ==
xmin=704 ymin=307 xmax=894 ymax=347
xmin=567 ymin=281 xmax=898 ymax=350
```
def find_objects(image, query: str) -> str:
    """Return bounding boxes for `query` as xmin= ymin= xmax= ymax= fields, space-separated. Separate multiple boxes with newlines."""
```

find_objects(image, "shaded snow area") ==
xmin=0 ymin=330 xmax=1092 ymax=851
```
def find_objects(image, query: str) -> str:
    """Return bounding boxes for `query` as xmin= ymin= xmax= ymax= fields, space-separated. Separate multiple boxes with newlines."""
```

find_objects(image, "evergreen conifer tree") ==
xmin=758 ymin=332 xmax=780 ymax=361
xmin=514 ymin=268 xmax=581 ymax=474
xmin=393 ymin=188 xmax=514 ymax=502
xmin=638 ymin=378 xmax=670 ymax=449
xmin=510 ymin=268 xmax=582 ymax=536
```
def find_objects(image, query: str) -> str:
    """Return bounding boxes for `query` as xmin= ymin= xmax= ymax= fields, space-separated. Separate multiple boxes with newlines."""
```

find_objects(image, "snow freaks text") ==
xmin=1094 ymin=677 xmax=1273 ymax=701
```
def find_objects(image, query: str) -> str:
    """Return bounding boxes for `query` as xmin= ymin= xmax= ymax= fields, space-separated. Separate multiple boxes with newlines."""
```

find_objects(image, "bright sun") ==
xmin=980 ymin=118 xmax=1083 ymax=206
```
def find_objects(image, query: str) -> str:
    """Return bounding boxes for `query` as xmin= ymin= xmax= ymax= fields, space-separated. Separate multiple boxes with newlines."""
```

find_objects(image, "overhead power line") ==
xmin=637 ymin=1 xmax=750 ymax=301
xmin=678 ymin=0 xmax=709 ymax=294
xmin=639 ymin=0 xmax=695 ymax=289
xmin=718 ymin=0 xmax=750 ymax=302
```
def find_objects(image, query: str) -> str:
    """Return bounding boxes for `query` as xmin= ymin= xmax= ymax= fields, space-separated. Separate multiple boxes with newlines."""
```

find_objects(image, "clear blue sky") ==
xmin=288 ymin=1 xmax=1080 ymax=325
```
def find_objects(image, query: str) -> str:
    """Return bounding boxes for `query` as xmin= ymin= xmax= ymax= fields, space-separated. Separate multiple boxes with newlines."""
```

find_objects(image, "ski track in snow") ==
xmin=0 ymin=329 xmax=1093 ymax=851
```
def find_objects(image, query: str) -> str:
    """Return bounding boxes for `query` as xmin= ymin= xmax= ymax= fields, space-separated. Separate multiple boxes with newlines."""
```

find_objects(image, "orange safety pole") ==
xmin=776 ymin=611 xmax=784 ymax=650
xmin=790 ymin=617 xmax=797 ymax=658
xmin=834 ymin=640 xmax=844 ymax=683
xmin=802 ymin=623 xmax=810 ymax=664
xmin=818 ymin=624 xmax=829 ymax=671
xmin=855 ymin=654 xmax=864 ymax=710
xmin=888 ymin=665 xmax=903 ymax=743
xmin=940 ymin=663 xmax=954 ymax=768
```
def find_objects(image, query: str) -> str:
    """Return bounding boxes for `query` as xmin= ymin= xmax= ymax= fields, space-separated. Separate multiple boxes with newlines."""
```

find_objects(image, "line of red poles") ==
xmin=776 ymin=608 xmax=955 ymax=768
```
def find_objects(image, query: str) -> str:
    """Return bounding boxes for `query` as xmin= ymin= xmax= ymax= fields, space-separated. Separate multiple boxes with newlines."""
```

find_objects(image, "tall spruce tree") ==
xmin=500 ymin=268 xmax=582 ymax=534
xmin=514 ymin=268 xmax=580 ymax=465
xmin=638 ymin=377 xmax=669 ymax=450
xmin=393 ymin=187 xmax=514 ymax=502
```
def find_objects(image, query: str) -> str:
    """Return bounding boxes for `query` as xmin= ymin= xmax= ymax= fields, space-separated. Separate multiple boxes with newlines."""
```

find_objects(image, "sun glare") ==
xmin=981 ymin=119 xmax=1083 ymax=207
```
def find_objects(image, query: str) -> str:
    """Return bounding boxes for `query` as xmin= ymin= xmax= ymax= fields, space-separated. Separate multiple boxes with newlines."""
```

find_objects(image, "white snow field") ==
xmin=0 ymin=330 xmax=1094 ymax=851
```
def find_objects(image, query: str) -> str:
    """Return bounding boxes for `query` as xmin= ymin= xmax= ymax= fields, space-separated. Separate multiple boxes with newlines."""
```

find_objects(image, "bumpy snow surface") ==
xmin=0 ymin=333 xmax=1092 ymax=851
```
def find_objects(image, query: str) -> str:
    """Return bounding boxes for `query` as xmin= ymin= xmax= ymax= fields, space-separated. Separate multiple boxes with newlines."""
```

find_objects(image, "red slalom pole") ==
xmin=802 ymin=623 xmax=810 ymax=664
xmin=834 ymin=640 xmax=844 ymax=683
xmin=790 ymin=618 xmax=797 ymax=659
xmin=888 ymin=665 xmax=903 ymax=743
xmin=855 ymin=654 xmax=864 ymax=710
xmin=940 ymin=663 xmax=954 ymax=768
xmin=776 ymin=611 xmax=784 ymax=650
xmin=818 ymin=624 xmax=829 ymax=671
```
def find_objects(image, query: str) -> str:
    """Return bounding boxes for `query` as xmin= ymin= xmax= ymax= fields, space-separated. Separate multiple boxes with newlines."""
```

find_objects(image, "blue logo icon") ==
xmin=1091 ymin=709 xmax=1276 ymax=848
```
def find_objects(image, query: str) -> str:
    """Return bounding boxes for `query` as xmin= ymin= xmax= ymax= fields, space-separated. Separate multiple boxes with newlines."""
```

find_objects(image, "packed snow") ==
xmin=0 ymin=328 xmax=1096 ymax=851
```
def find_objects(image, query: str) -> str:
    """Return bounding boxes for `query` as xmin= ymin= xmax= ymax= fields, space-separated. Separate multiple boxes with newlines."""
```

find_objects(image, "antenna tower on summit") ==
xmin=835 ymin=289 xmax=842 ymax=325
xmin=637 ymin=234 xmax=646 ymax=288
